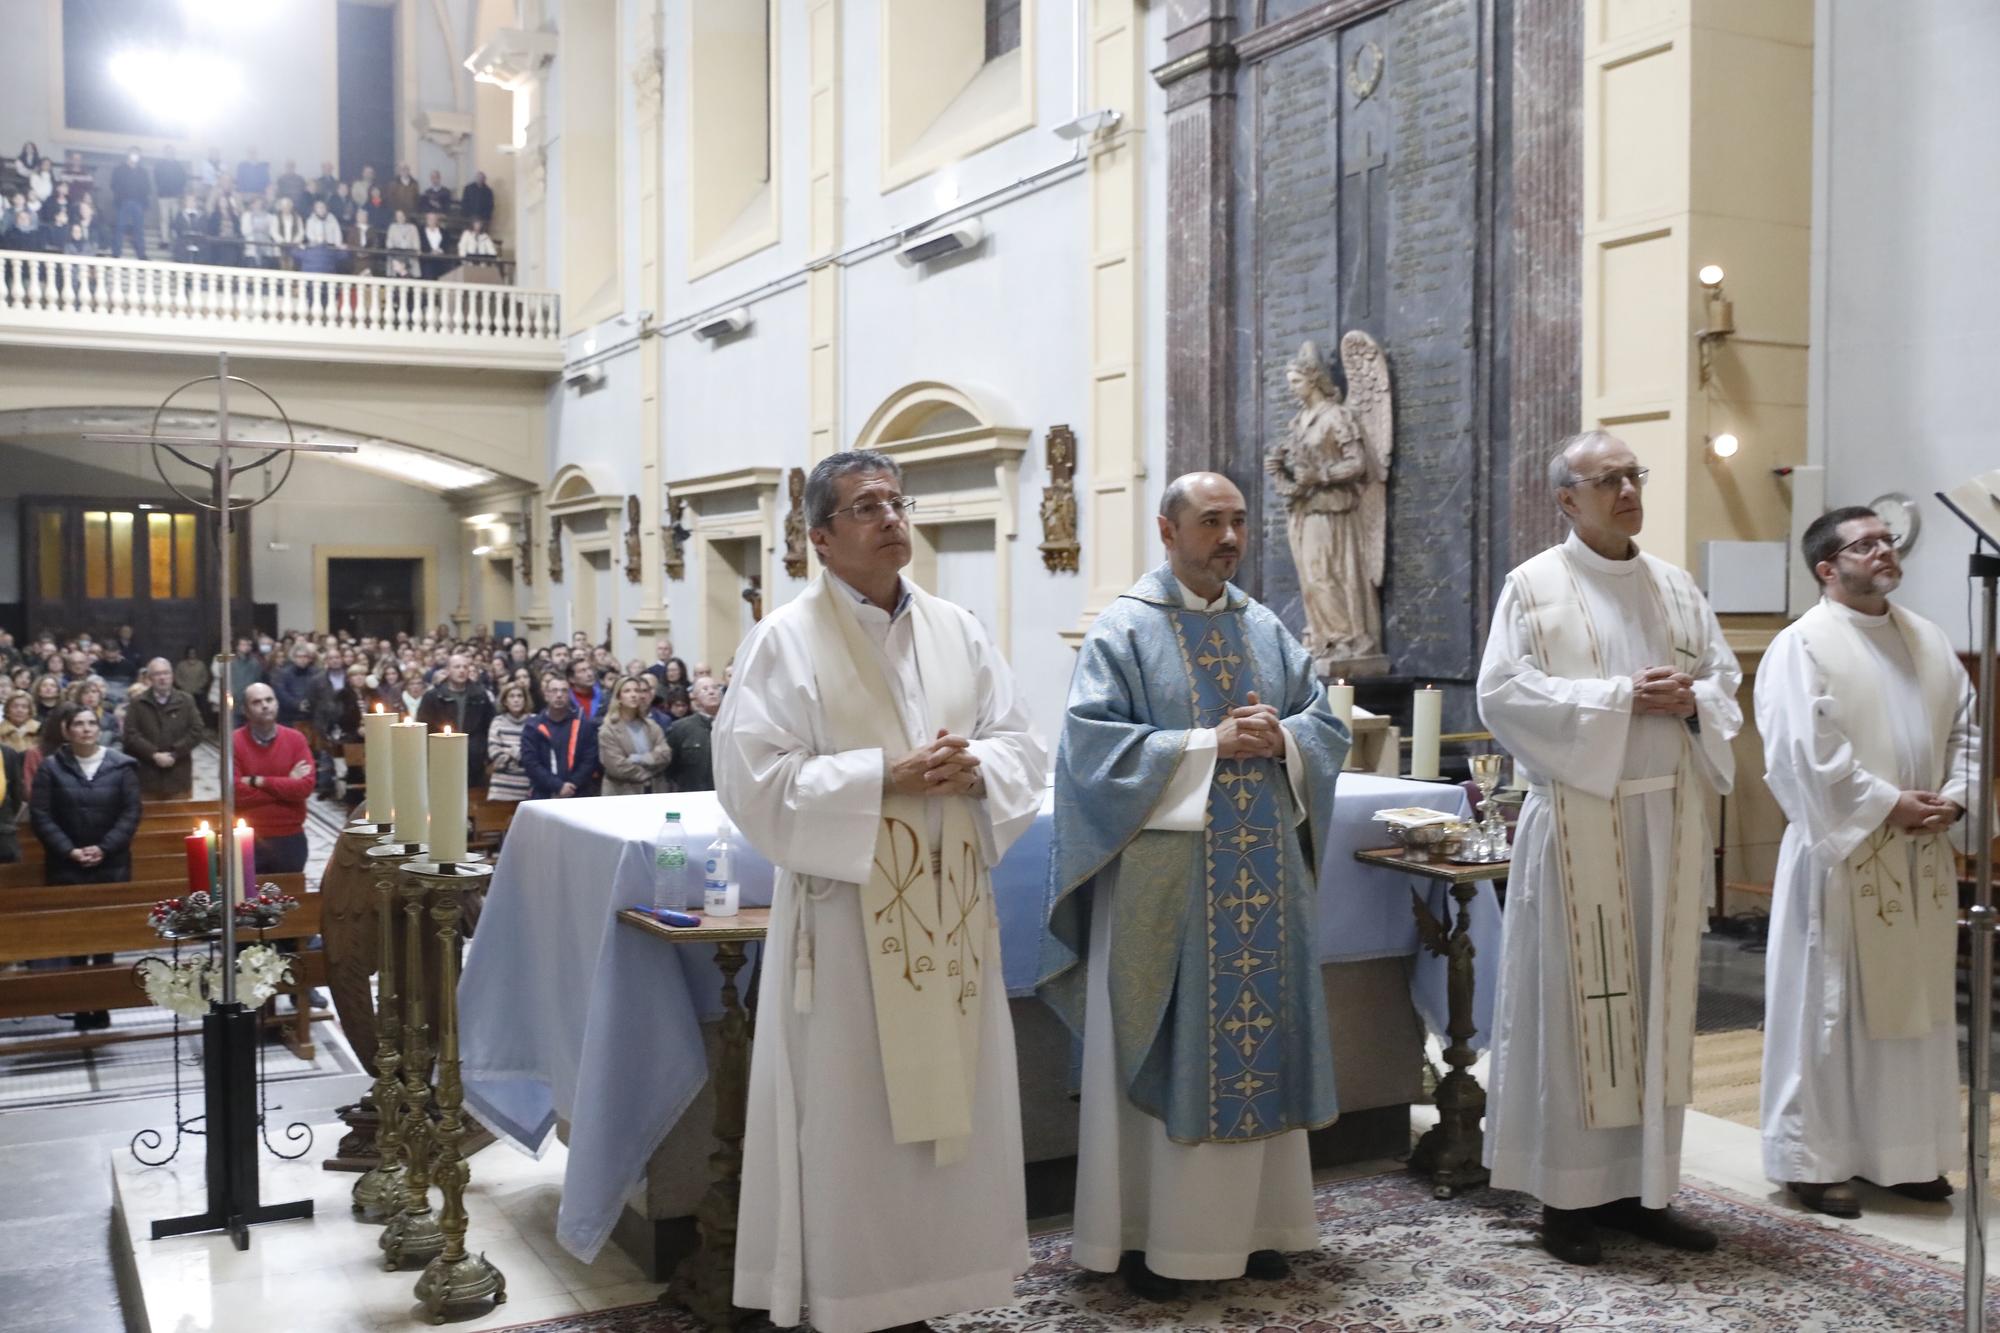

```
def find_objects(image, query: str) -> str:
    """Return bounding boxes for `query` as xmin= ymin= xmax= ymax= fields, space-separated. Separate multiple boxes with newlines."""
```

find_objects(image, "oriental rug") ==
xmin=486 ymin=1169 xmax=1990 ymax=1332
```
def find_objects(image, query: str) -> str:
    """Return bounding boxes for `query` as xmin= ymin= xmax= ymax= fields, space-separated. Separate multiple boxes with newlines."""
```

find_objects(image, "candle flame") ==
xmin=442 ymin=726 xmax=453 ymax=735
xmin=235 ymin=818 xmax=249 ymax=830
xmin=372 ymin=702 xmax=384 ymax=713
xmin=1337 ymin=678 xmax=1347 ymax=687
xmin=196 ymin=820 xmax=210 ymax=834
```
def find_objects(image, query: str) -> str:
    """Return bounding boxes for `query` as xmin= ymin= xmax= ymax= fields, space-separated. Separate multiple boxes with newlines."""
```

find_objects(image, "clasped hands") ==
xmin=1631 ymin=665 xmax=1697 ymax=719
xmin=1891 ymin=790 xmax=1962 ymax=834
xmin=1216 ymin=690 xmax=1284 ymax=761
xmin=68 ymin=845 xmax=104 ymax=866
xmin=887 ymin=728 xmax=985 ymax=798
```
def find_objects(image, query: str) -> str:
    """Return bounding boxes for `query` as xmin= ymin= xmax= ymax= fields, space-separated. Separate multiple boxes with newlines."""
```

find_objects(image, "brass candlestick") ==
xmin=383 ymin=864 xmax=446 ymax=1269
xmin=411 ymin=861 xmax=507 ymax=1321
xmin=353 ymin=840 xmax=424 ymax=1220
xmin=326 ymin=821 xmax=393 ymax=1172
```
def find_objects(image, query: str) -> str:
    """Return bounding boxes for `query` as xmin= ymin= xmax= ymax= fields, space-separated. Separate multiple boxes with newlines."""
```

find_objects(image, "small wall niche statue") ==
xmin=516 ymin=504 xmax=533 ymax=585
xmin=1265 ymin=333 xmax=1393 ymax=679
xmin=623 ymin=496 xmax=643 ymax=583
xmin=1038 ymin=424 xmax=1080 ymax=574
xmin=663 ymin=495 xmax=687 ymax=581
xmin=546 ymin=513 xmax=564 ymax=584
xmin=783 ymin=467 xmax=808 ymax=579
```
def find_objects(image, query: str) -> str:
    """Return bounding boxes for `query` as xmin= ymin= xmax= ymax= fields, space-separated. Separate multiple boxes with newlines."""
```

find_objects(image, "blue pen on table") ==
xmin=630 ymin=904 xmax=703 ymax=928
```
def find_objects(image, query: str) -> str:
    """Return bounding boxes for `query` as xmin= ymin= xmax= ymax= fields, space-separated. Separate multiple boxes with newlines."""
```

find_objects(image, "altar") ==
xmin=458 ymin=775 xmax=1498 ymax=1267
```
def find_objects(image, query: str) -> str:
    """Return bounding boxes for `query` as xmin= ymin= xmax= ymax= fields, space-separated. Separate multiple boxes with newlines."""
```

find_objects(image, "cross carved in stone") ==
xmin=1343 ymin=129 xmax=1388 ymax=316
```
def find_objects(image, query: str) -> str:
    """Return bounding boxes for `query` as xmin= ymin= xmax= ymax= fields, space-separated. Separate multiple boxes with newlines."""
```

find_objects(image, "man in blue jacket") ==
xmin=522 ymin=671 xmax=600 ymax=799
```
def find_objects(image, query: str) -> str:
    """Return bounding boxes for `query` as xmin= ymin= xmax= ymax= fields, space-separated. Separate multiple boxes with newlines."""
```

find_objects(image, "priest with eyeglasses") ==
xmin=1757 ymin=506 xmax=1984 ymax=1218
xmin=1476 ymin=430 xmax=1742 ymax=1265
xmin=715 ymin=450 xmax=1047 ymax=1333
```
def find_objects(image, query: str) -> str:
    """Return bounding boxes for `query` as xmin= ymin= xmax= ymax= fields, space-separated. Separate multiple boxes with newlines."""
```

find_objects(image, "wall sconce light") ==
xmin=1707 ymin=431 xmax=1740 ymax=461
xmin=1696 ymin=264 xmax=1735 ymax=386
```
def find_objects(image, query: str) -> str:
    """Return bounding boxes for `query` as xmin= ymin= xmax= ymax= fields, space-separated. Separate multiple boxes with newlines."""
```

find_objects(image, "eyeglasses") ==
xmin=1568 ymin=467 xmax=1650 ymax=492
xmin=1834 ymin=533 xmax=1896 ymax=559
xmin=826 ymin=495 xmax=918 ymax=523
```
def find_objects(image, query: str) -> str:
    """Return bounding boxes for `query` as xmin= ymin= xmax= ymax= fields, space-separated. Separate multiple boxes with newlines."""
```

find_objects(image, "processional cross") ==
xmin=80 ymin=352 xmax=354 ymax=1249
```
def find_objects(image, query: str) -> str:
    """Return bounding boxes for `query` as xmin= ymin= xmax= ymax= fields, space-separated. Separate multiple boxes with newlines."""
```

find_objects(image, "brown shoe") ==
xmin=1885 ymin=1175 xmax=1954 ymax=1203
xmin=1541 ymin=1206 xmax=1601 ymax=1266
xmin=1789 ymin=1180 xmax=1862 ymax=1218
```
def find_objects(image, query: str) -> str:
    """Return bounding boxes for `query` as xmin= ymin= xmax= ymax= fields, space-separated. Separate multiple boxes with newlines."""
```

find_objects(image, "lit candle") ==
xmin=1327 ymin=679 xmax=1355 ymax=733
xmin=427 ymin=727 xmax=469 ymax=863
xmin=231 ymin=818 xmax=256 ymax=900
xmin=391 ymin=715 xmax=429 ymax=846
xmin=185 ymin=820 xmax=215 ymax=898
xmin=1410 ymin=685 xmax=1443 ymax=780
xmin=361 ymin=704 xmax=397 ymax=825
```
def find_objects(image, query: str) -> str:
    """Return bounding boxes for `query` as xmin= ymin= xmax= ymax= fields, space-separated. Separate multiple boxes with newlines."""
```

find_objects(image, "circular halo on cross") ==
xmin=146 ymin=372 xmax=301 ymax=513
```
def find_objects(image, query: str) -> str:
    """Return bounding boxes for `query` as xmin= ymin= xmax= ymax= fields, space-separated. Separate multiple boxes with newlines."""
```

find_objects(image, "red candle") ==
xmin=184 ymin=821 xmax=213 ymax=898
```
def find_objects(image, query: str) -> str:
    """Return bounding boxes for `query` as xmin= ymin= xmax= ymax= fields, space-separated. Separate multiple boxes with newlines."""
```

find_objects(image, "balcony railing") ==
xmin=0 ymin=251 xmax=562 ymax=370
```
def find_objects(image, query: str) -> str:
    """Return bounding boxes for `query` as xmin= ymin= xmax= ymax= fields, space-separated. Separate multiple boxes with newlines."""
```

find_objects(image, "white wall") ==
xmin=1813 ymin=0 xmax=2000 ymax=647
xmin=0 ymin=441 xmax=465 ymax=634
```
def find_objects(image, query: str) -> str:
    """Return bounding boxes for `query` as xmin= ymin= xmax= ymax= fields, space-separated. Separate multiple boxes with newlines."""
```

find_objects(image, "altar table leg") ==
xmin=666 ymin=941 xmax=754 ymax=1330
xmin=1407 ymin=881 xmax=1491 ymax=1199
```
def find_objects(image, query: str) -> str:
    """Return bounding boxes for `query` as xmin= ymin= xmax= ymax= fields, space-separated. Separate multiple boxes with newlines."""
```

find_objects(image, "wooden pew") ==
xmin=3 ymin=852 xmax=194 ymax=890
xmin=0 ymin=883 xmax=327 ymax=1059
xmin=468 ymin=789 xmax=518 ymax=855
xmin=17 ymin=827 xmax=211 ymax=865
xmin=1 ymin=873 xmax=307 ymax=914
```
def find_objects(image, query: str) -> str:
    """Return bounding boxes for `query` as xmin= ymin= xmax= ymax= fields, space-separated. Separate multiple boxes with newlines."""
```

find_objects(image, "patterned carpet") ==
xmin=481 ymin=1169 xmax=1991 ymax=1332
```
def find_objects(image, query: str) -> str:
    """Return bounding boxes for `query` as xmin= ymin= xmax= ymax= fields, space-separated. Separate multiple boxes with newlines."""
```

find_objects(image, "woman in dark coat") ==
xmin=29 ymin=704 xmax=142 ymax=886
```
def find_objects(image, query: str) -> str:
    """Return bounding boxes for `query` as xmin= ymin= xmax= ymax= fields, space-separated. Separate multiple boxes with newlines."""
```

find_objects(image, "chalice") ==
xmin=1470 ymin=753 xmax=1510 ymax=862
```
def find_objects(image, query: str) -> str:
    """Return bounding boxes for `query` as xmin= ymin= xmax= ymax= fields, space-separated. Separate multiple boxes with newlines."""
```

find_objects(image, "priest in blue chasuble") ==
xmin=1040 ymin=471 xmax=1350 ymax=1300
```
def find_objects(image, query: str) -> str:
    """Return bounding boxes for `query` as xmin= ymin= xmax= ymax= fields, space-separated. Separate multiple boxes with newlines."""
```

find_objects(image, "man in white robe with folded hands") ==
xmin=715 ymin=449 xmax=1047 ymax=1333
xmin=1758 ymin=505 xmax=1984 ymax=1218
xmin=1478 ymin=430 xmax=1742 ymax=1265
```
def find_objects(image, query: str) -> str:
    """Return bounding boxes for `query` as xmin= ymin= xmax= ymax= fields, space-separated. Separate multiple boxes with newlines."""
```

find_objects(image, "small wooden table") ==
xmin=1354 ymin=848 xmax=1509 ymax=1199
xmin=616 ymin=908 xmax=769 ymax=1331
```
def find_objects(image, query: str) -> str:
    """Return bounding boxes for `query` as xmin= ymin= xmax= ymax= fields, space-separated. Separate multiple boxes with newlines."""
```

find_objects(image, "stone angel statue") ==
xmin=1264 ymin=333 xmax=1393 ymax=677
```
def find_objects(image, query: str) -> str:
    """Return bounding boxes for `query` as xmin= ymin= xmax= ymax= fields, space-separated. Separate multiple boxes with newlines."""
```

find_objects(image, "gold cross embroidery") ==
xmin=1216 ymin=767 xmax=1265 ymax=812
xmin=1220 ymin=868 xmax=1273 ymax=935
xmin=871 ymin=817 xmax=936 ymax=989
xmin=1196 ymin=630 xmax=1243 ymax=695
xmin=1220 ymin=989 xmax=1274 ymax=1059
xmin=1854 ymin=829 xmax=1908 ymax=927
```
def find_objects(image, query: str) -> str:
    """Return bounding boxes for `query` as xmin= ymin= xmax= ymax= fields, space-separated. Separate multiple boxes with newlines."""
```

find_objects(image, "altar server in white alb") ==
xmin=714 ymin=450 xmax=1047 ymax=1333
xmin=1478 ymin=431 xmax=1742 ymax=1265
xmin=1758 ymin=506 xmax=1983 ymax=1218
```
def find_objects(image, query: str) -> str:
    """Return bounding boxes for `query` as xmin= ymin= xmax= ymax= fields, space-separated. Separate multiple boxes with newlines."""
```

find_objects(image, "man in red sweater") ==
xmin=234 ymin=682 xmax=315 ymax=874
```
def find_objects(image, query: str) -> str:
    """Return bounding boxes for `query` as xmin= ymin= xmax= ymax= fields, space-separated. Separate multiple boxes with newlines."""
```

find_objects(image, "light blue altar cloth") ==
xmin=459 ymin=777 xmax=1496 ymax=1262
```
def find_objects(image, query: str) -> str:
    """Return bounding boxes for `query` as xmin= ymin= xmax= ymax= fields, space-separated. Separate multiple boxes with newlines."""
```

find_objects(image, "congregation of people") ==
xmin=0 ymin=140 xmax=504 ymax=280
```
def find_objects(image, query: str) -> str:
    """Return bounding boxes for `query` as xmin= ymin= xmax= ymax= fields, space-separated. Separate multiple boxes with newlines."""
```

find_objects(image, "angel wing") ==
xmin=1340 ymin=330 xmax=1393 ymax=588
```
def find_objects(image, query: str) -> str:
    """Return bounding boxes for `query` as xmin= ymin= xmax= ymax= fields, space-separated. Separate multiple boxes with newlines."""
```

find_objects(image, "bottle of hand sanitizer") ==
xmin=703 ymin=818 xmax=740 ymax=917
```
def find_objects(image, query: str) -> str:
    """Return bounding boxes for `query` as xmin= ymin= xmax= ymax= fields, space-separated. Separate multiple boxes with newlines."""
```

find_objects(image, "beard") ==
xmin=1837 ymin=563 xmax=1900 ymax=599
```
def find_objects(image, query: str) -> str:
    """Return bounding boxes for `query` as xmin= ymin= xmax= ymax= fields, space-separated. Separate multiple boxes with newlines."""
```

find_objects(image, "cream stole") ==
xmin=1515 ymin=547 xmax=1710 ymax=1130
xmin=795 ymin=573 xmax=992 ymax=1164
xmin=1795 ymin=601 xmax=1959 ymax=1040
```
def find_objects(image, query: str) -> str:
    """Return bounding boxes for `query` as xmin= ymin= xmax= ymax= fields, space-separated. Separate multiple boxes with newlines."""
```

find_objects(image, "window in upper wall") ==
xmin=985 ymin=0 xmax=1023 ymax=61
xmin=687 ymin=0 xmax=780 ymax=277
xmin=882 ymin=0 xmax=1037 ymax=193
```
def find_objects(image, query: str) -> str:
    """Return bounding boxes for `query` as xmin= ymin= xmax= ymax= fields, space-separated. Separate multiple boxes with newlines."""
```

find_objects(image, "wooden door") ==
xmin=20 ymin=498 xmax=252 ymax=654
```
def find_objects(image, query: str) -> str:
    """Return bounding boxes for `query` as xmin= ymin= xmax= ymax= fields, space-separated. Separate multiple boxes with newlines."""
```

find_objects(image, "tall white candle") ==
xmin=428 ymin=728 xmax=469 ymax=863
xmin=361 ymin=705 xmax=396 ymax=825
xmin=1327 ymin=679 xmax=1355 ymax=732
xmin=1410 ymin=685 xmax=1443 ymax=780
xmin=391 ymin=717 xmax=429 ymax=845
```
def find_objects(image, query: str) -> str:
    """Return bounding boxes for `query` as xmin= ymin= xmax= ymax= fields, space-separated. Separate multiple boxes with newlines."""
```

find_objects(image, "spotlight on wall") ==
xmin=1708 ymin=432 xmax=1740 ymax=460
xmin=1695 ymin=262 xmax=1735 ymax=385
xmin=692 ymin=307 xmax=753 ymax=342
xmin=472 ymin=544 xmax=494 ymax=556
xmin=1698 ymin=264 xmax=1725 ymax=288
xmin=1054 ymin=108 xmax=1123 ymax=141
xmin=897 ymin=218 xmax=985 ymax=266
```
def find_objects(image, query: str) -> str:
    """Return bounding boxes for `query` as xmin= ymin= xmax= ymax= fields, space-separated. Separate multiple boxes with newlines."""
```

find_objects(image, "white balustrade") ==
xmin=0 ymin=251 xmax=560 ymax=366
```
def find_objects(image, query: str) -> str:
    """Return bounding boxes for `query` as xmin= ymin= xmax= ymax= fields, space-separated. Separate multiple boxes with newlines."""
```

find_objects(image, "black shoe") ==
xmin=72 ymin=1010 xmax=112 ymax=1032
xmin=1118 ymin=1251 xmax=1185 ymax=1302
xmin=1243 ymin=1249 xmax=1290 ymax=1280
xmin=1881 ymin=1175 xmax=1954 ymax=1203
xmin=1593 ymin=1197 xmax=1718 ymax=1252
xmin=1789 ymin=1180 xmax=1862 ymax=1217
xmin=1540 ymin=1206 xmax=1601 ymax=1266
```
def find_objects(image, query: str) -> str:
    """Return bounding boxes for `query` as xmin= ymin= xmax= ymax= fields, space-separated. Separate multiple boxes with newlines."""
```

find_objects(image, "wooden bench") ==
xmin=17 ymin=827 xmax=210 ymax=865
xmin=0 ymin=875 xmax=327 ymax=1059
xmin=3 ymin=852 xmax=194 ymax=890
xmin=469 ymin=789 xmax=518 ymax=855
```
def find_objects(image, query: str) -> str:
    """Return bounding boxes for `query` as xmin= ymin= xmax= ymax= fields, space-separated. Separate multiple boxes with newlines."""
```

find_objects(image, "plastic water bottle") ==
xmin=654 ymin=812 xmax=691 ymax=912
xmin=703 ymin=819 xmax=740 ymax=918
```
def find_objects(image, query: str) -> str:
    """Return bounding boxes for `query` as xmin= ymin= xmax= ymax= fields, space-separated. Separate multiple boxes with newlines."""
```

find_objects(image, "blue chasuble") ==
xmin=1039 ymin=564 xmax=1350 ymax=1144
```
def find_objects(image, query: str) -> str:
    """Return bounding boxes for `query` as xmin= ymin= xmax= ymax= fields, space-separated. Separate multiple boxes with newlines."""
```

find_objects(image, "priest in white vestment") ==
xmin=1758 ymin=505 xmax=1983 ymax=1217
xmin=715 ymin=450 xmax=1048 ymax=1333
xmin=1040 ymin=473 xmax=1352 ymax=1300
xmin=1478 ymin=431 xmax=1742 ymax=1265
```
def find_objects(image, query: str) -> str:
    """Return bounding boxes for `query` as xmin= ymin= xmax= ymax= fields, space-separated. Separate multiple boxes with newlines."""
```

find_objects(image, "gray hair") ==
xmin=806 ymin=450 xmax=903 ymax=527
xmin=1545 ymin=430 xmax=1621 ymax=496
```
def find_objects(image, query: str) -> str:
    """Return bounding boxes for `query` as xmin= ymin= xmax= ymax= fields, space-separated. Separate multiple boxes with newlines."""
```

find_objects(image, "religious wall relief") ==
xmin=546 ymin=513 xmax=563 ymax=584
xmin=516 ymin=503 xmax=533 ymax=585
xmin=783 ymin=467 xmax=808 ymax=579
xmin=1039 ymin=424 xmax=1080 ymax=574
xmin=663 ymin=496 xmax=686 ymax=581
xmin=623 ymin=496 xmax=643 ymax=583
xmin=1266 ymin=334 xmax=1392 ymax=679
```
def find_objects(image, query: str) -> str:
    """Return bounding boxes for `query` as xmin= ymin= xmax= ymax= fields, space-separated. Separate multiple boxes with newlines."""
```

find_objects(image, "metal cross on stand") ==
xmin=82 ymin=351 xmax=355 ymax=1250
